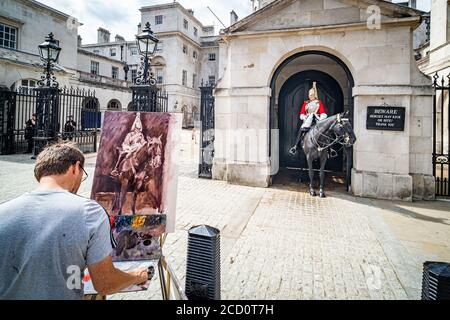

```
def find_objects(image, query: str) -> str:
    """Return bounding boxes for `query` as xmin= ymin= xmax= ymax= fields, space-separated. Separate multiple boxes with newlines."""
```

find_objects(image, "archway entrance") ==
xmin=270 ymin=50 xmax=355 ymax=191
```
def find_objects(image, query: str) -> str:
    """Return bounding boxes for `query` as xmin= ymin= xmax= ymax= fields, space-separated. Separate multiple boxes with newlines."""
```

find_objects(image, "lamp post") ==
xmin=33 ymin=33 xmax=62 ymax=158
xmin=130 ymin=22 xmax=159 ymax=112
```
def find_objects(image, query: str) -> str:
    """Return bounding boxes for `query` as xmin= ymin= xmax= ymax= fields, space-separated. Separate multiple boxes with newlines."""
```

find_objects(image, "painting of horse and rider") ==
xmin=91 ymin=111 xmax=181 ymax=234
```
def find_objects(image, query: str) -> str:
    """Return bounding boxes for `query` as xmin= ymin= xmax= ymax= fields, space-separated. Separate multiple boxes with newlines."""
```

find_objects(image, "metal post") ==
xmin=33 ymin=86 xmax=60 ymax=158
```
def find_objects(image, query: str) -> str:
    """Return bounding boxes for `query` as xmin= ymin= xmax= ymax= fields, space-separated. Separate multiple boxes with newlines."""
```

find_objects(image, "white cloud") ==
xmin=37 ymin=0 xmax=252 ymax=44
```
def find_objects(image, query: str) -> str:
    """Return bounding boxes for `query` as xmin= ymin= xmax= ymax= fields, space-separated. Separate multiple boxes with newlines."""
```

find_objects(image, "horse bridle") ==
xmin=311 ymin=114 xmax=352 ymax=154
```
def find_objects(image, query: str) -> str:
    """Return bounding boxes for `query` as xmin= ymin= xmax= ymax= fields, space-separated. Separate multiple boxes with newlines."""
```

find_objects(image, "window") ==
xmin=208 ymin=75 xmax=216 ymax=86
xmin=183 ymin=44 xmax=188 ymax=54
xmin=182 ymin=70 xmax=187 ymax=86
xmin=20 ymin=79 xmax=37 ymax=90
xmin=194 ymin=27 xmax=198 ymax=37
xmin=156 ymin=68 xmax=163 ymax=84
xmin=93 ymin=49 xmax=100 ymax=54
xmin=110 ymin=48 xmax=116 ymax=56
xmin=107 ymin=99 xmax=121 ymax=111
xmin=183 ymin=19 xmax=188 ymax=29
xmin=131 ymin=69 xmax=137 ymax=83
xmin=192 ymin=74 xmax=197 ymax=88
xmin=0 ymin=23 xmax=18 ymax=49
xmin=155 ymin=15 xmax=163 ymax=25
xmin=208 ymin=53 xmax=216 ymax=61
xmin=193 ymin=51 xmax=197 ymax=59
xmin=112 ymin=66 xmax=119 ymax=79
xmin=155 ymin=41 xmax=163 ymax=52
xmin=130 ymin=46 xmax=138 ymax=55
xmin=90 ymin=61 xmax=99 ymax=75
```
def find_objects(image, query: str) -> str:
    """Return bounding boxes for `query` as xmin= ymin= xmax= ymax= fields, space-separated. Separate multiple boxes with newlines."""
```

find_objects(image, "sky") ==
xmin=38 ymin=0 xmax=432 ymax=45
xmin=38 ymin=0 xmax=253 ymax=44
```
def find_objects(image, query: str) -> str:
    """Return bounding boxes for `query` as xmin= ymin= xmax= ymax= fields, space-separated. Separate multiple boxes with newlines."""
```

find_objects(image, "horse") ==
xmin=111 ymin=135 xmax=163 ymax=215
xmin=292 ymin=112 xmax=356 ymax=198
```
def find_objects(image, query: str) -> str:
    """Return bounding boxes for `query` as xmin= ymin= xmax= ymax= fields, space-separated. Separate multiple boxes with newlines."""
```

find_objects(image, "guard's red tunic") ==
xmin=299 ymin=99 xmax=326 ymax=116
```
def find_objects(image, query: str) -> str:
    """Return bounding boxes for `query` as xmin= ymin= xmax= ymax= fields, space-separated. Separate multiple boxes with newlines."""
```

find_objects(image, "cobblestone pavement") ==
xmin=0 ymin=130 xmax=449 ymax=300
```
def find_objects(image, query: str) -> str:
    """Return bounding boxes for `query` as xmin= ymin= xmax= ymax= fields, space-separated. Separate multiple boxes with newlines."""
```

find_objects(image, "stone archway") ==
xmin=269 ymin=50 xmax=355 ymax=190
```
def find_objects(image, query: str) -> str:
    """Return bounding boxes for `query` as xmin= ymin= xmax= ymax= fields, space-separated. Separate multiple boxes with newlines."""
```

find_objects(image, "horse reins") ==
xmin=309 ymin=115 xmax=349 ymax=155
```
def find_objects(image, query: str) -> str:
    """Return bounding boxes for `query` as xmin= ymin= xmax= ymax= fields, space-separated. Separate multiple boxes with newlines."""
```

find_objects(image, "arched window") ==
xmin=107 ymin=99 xmax=121 ymax=111
xmin=14 ymin=79 xmax=38 ymax=92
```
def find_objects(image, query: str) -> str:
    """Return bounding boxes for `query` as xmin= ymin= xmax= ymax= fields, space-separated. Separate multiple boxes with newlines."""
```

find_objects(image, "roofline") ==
xmin=140 ymin=1 xmax=206 ymax=28
xmin=18 ymin=0 xmax=82 ymax=24
xmin=77 ymin=48 xmax=127 ymax=65
xmin=224 ymin=0 xmax=424 ymax=34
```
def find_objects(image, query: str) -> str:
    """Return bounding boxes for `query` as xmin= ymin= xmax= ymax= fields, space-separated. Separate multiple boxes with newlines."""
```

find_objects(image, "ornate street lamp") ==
xmin=33 ymin=33 xmax=62 ymax=158
xmin=37 ymin=33 xmax=61 ymax=88
xmin=130 ymin=22 xmax=160 ymax=112
xmin=135 ymin=22 xmax=159 ymax=86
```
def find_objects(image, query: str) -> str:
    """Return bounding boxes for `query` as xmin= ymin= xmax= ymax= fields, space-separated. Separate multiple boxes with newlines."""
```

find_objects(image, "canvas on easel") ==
xmin=84 ymin=111 xmax=181 ymax=296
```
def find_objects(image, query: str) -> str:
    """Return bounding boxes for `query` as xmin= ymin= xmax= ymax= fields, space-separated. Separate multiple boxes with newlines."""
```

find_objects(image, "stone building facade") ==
xmin=0 ymin=0 xmax=132 ymax=120
xmin=213 ymin=0 xmax=435 ymax=201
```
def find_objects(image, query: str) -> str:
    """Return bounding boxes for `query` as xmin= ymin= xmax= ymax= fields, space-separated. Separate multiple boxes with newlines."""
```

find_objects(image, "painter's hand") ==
xmin=130 ymin=268 xmax=148 ymax=285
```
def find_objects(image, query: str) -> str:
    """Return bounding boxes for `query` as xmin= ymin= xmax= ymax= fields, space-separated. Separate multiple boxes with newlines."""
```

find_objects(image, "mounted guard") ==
xmin=290 ymin=81 xmax=328 ymax=155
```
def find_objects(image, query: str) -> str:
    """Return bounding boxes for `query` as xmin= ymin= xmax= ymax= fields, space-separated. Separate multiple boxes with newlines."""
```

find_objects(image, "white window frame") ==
xmin=131 ymin=69 xmax=137 ymax=83
xmin=183 ymin=44 xmax=188 ymax=54
xmin=208 ymin=75 xmax=216 ymax=86
xmin=192 ymin=74 xmax=197 ymax=88
xmin=193 ymin=50 xmax=197 ymax=59
xmin=110 ymin=48 xmax=116 ymax=57
xmin=155 ymin=15 xmax=163 ymax=25
xmin=156 ymin=68 xmax=164 ymax=84
xmin=130 ymin=46 xmax=138 ymax=55
xmin=208 ymin=53 xmax=216 ymax=61
xmin=183 ymin=19 xmax=188 ymax=29
xmin=112 ymin=66 xmax=119 ymax=79
xmin=90 ymin=61 xmax=100 ymax=75
xmin=0 ymin=23 xmax=18 ymax=50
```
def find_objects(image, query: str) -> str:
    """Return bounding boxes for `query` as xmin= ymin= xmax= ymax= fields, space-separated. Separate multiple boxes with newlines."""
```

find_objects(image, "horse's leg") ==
xmin=319 ymin=152 xmax=327 ymax=198
xmin=307 ymin=154 xmax=316 ymax=197
xmin=132 ymin=190 xmax=138 ymax=215
xmin=119 ymin=179 xmax=128 ymax=216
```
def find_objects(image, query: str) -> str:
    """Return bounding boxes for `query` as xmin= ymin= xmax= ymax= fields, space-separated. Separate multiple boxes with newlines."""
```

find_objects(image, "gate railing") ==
xmin=432 ymin=72 xmax=450 ymax=197
xmin=198 ymin=82 xmax=215 ymax=179
xmin=0 ymin=86 xmax=99 ymax=155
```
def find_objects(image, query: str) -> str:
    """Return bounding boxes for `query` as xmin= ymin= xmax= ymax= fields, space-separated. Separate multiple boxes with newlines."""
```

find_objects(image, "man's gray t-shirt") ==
xmin=0 ymin=190 xmax=113 ymax=300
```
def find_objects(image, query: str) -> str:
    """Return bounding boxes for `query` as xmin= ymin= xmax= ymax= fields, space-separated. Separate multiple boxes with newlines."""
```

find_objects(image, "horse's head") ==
xmin=331 ymin=111 xmax=356 ymax=147
xmin=146 ymin=134 xmax=163 ymax=169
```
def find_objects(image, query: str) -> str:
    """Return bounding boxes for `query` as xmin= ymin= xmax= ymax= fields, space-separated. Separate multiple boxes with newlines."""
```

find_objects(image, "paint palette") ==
xmin=110 ymin=215 xmax=166 ymax=262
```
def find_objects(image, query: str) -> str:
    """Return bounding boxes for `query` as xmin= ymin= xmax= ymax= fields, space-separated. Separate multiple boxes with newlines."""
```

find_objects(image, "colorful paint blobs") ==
xmin=111 ymin=215 xmax=166 ymax=262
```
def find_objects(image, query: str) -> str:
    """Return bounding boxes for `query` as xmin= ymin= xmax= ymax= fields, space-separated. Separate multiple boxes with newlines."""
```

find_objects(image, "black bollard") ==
xmin=185 ymin=225 xmax=221 ymax=300
xmin=421 ymin=261 xmax=450 ymax=300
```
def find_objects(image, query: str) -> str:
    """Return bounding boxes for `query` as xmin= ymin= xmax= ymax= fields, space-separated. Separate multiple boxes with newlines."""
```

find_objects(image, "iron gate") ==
xmin=198 ymin=83 xmax=215 ymax=179
xmin=0 ymin=86 xmax=99 ymax=155
xmin=432 ymin=73 xmax=450 ymax=197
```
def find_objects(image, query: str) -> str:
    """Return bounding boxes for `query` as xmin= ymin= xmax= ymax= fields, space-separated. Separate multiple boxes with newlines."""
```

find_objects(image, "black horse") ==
xmin=290 ymin=112 xmax=356 ymax=198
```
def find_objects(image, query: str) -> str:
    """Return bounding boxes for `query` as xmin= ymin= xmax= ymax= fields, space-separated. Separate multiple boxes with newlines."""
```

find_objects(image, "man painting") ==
xmin=111 ymin=113 xmax=147 ymax=177
xmin=290 ymin=82 xmax=328 ymax=154
xmin=0 ymin=142 xmax=148 ymax=299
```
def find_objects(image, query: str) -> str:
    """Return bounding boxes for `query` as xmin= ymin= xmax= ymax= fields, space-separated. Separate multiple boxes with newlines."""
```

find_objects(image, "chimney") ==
xmin=97 ymin=27 xmax=110 ymax=44
xmin=230 ymin=10 xmax=238 ymax=25
xmin=137 ymin=23 xmax=142 ymax=34
xmin=77 ymin=35 xmax=82 ymax=47
xmin=115 ymin=34 xmax=125 ymax=42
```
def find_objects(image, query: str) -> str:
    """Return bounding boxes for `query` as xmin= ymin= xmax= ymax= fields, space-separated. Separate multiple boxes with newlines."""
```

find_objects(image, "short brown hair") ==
xmin=34 ymin=141 xmax=85 ymax=181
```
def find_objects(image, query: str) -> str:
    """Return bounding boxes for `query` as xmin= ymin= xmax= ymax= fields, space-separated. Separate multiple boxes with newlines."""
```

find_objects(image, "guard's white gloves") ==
xmin=300 ymin=114 xmax=307 ymax=121
xmin=320 ymin=113 xmax=328 ymax=120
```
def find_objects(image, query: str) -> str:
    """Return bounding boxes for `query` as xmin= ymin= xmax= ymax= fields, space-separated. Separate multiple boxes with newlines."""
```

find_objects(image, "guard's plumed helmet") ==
xmin=308 ymin=81 xmax=318 ymax=100
xmin=132 ymin=112 xmax=143 ymax=131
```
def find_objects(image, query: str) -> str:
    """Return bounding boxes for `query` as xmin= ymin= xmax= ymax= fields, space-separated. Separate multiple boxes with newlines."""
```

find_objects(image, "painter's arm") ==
xmin=88 ymin=256 xmax=147 ymax=295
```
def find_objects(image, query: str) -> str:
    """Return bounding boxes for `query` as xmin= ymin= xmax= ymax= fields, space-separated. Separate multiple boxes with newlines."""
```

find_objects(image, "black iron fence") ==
xmin=0 ymin=86 xmax=99 ymax=155
xmin=198 ymin=83 xmax=215 ymax=179
xmin=129 ymin=85 xmax=168 ymax=113
xmin=432 ymin=73 xmax=450 ymax=197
